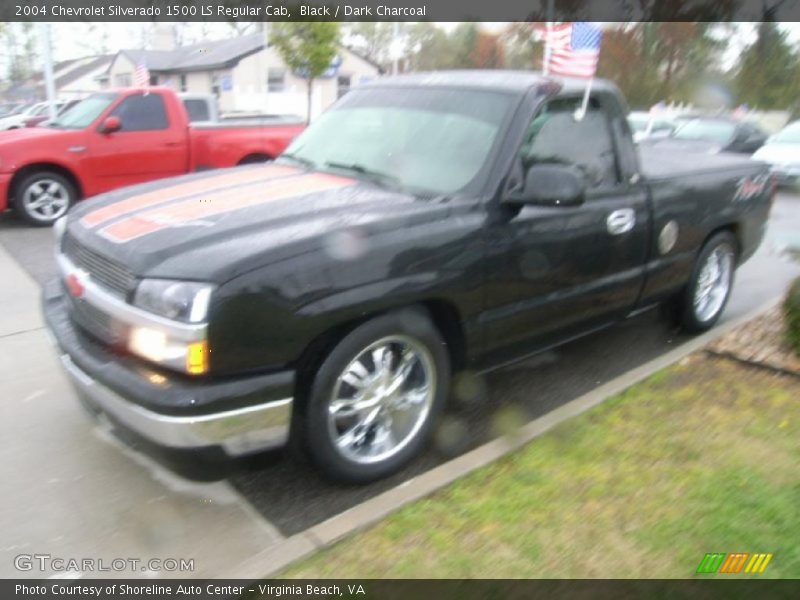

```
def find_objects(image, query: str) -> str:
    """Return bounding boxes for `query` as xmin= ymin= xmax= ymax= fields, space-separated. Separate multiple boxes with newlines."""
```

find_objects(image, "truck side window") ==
xmin=519 ymin=97 xmax=620 ymax=190
xmin=183 ymin=99 xmax=210 ymax=123
xmin=109 ymin=94 xmax=169 ymax=132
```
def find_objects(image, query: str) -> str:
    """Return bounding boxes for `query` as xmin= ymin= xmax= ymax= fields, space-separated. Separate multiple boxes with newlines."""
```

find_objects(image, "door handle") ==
xmin=606 ymin=208 xmax=636 ymax=235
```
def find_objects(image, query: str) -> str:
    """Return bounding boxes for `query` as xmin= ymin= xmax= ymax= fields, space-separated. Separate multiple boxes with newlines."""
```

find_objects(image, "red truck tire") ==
xmin=14 ymin=170 xmax=77 ymax=226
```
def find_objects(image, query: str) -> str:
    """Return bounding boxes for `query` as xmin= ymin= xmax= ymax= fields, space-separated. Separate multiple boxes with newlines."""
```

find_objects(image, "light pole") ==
xmin=41 ymin=23 xmax=57 ymax=121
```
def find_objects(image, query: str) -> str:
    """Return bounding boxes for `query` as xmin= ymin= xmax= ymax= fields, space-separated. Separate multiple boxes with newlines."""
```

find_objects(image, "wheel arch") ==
xmin=292 ymin=298 xmax=467 ymax=413
xmin=701 ymin=223 xmax=742 ymax=262
xmin=9 ymin=162 xmax=84 ymax=205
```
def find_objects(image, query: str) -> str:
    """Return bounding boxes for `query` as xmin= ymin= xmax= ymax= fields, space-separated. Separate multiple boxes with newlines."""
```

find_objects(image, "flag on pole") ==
xmin=133 ymin=59 xmax=150 ymax=88
xmin=544 ymin=22 xmax=603 ymax=78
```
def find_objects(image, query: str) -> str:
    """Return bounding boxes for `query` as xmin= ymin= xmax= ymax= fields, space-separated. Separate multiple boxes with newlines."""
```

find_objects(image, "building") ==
xmin=105 ymin=31 xmax=382 ymax=118
xmin=0 ymin=55 xmax=113 ymax=103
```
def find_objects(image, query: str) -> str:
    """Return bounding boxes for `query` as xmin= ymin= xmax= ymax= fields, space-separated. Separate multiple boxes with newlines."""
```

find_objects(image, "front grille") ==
xmin=62 ymin=233 xmax=135 ymax=298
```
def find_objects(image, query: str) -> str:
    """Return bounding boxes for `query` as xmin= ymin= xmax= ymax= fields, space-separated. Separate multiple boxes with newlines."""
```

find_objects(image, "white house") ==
xmin=105 ymin=32 xmax=382 ymax=119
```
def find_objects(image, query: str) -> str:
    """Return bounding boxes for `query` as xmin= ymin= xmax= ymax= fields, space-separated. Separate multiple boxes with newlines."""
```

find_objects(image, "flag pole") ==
xmin=575 ymin=77 xmax=593 ymax=122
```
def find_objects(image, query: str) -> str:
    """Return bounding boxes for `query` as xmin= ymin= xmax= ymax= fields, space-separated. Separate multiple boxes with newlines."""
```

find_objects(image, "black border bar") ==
xmin=3 ymin=0 xmax=800 ymax=22
xmin=4 ymin=579 xmax=800 ymax=600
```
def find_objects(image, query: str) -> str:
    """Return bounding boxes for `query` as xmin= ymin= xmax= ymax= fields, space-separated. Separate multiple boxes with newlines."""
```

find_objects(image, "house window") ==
xmin=115 ymin=74 xmax=132 ymax=87
xmin=268 ymin=69 xmax=286 ymax=92
xmin=179 ymin=74 xmax=187 ymax=92
xmin=149 ymin=74 xmax=159 ymax=86
xmin=337 ymin=75 xmax=351 ymax=99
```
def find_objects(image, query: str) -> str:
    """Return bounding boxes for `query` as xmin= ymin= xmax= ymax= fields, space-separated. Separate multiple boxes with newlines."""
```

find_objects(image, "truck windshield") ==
xmin=49 ymin=93 xmax=118 ymax=129
xmin=673 ymin=119 xmax=736 ymax=144
xmin=279 ymin=87 xmax=515 ymax=196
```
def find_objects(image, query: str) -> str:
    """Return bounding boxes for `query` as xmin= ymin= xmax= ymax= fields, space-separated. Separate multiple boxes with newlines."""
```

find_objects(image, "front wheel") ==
xmin=14 ymin=171 xmax=76 ymax=226
xmin=299 ymin=309 xmax=450 ymax=483
xmin=680 ymin=231 xmax=737 ymax=333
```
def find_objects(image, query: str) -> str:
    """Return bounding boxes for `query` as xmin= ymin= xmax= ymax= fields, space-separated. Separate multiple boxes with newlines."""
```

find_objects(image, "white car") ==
xmin=752 ymin=120 xmax=800 ymax=186
xmin=0 ymin=101 xmax=64 ymax=131
xmin=627 ymin=111 xmax=677 ymax=143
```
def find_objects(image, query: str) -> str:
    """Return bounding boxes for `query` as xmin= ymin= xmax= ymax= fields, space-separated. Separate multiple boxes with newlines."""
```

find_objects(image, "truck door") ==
xmin=481 ymin=94 xmax=649 ymax=360
xmin=88 ymin=91 xmax=186 ymax=192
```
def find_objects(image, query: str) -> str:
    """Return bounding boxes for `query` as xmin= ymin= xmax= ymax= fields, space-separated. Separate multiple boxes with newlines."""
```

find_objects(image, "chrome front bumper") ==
xmin=60 ymin=353 xmax=293 ymax=456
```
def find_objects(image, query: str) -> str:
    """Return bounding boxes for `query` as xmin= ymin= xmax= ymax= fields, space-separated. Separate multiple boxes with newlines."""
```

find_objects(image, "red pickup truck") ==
xmin=0 ymin=87 xmax=305 ymax=225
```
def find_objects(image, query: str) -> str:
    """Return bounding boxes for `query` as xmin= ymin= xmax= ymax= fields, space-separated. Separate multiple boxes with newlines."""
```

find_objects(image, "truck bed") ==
xmin=639 ymin=145 xmax=763 ymax=181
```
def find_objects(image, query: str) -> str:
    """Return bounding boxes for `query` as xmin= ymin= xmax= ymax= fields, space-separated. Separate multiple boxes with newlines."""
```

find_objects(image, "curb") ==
xmin=229 ymin=295 xmax=786 ymax=579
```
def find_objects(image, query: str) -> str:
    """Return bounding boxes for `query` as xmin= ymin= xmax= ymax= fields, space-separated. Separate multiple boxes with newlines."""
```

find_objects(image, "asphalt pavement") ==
xmin=1 ymin=193 xmax=798 ymax=573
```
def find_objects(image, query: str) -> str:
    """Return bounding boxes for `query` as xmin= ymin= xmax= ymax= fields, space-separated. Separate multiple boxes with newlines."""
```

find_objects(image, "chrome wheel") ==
xmin=327 ymin=335 xmax=436 ymax=465
xmin=22 ymin=178 xmax=70 ymax=222
xmin=693 ymin=244 xmax=734 ymax=323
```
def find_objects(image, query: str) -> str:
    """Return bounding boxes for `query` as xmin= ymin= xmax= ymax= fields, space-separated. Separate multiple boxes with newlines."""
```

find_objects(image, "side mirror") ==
xmin=99 ymin=116 xmax=121 ymax=134
xmin=504 ymin=164 xmax=586 ymax=207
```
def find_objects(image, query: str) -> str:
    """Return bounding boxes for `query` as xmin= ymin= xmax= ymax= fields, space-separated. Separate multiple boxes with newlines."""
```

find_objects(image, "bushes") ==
xmin=785 ymin=277 xmax=800 ymax=356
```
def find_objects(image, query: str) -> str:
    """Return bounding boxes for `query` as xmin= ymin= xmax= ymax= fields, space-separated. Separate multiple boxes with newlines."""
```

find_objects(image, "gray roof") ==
xmin=369 ymin=70 xmax=619 ymax=96
xmin=120 ymin=33 xmax=265 ymax=73
xmin=56 ymin=55 xmax=113 ymax=88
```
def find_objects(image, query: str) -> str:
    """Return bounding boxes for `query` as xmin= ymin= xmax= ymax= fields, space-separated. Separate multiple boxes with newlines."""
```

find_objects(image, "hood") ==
xmin=751 ymin=142 xmax=800 ymax=166
xmin=66 ymin=164 xmax=448 ymax=282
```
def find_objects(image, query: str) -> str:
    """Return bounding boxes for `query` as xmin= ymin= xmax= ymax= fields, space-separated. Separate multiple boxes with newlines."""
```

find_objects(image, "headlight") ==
xmin=133 ymin=279 xmax=214 ymax=323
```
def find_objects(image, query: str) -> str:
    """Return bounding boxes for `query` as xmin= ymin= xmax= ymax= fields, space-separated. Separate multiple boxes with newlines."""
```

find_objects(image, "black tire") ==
xmin=13 ymin=171 xmax=76 ymax=226
xmin=297 ymin=309 xmax=450 ymax=483
xmin=679 ymin=231 xmax=738 ymax=333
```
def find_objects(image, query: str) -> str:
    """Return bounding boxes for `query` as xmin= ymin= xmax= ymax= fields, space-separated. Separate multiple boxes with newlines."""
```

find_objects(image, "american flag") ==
xmin=544 ymin=22 xmax=603 ymax=79
xmin=133 ymin=59 xmax=150 ymax=88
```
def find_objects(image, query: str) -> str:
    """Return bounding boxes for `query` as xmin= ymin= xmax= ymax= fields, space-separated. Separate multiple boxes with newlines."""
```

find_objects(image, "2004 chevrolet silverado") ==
xmin=42 ymin=72 xmax=774 ymax=482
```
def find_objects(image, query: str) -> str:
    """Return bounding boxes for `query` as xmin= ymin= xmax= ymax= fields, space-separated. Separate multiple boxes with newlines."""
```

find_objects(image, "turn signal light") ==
xmin=186 ymin=340 xmax=209 ymax=375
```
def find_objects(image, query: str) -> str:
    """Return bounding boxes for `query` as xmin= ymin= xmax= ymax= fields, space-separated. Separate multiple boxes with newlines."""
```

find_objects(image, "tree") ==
xmin=404 ymin=23 xmax=453 ymax=71
xmin=734 ymin=21 xmax=800 ymax=110
xmin=503 ymin=23 xmax=543 ymax=70
xmin=344 ymin=23 xmax=394 ymax=71
xmin=472 ymin=31 xmax=505 ymax=69
xmin=270 ymin=22 xmax=339 ymax=123
xmin=596 ymin=23 xmax=728 ymax=108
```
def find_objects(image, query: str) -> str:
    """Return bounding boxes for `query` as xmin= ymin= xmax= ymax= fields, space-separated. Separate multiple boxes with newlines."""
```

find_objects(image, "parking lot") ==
xmin=1 ymin=192 xmax=799 ymax=576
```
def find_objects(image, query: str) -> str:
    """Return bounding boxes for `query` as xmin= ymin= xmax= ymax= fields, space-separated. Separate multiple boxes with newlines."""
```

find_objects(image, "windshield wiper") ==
xmin=323 ymin=161 xmax=401 ymax=188
xmin=278 ymin=152 xmax=316 ymax=169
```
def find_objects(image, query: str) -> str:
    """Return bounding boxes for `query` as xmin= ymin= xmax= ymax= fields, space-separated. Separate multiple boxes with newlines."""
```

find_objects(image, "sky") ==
xmin=4 ymin=22 xmax=800 ymax=78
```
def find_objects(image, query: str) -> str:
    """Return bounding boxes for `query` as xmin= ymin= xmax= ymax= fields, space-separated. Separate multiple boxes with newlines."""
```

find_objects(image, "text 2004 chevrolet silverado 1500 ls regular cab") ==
xmin=0 ymin=87 xmax=304 ymax=225
xmin=43 ymin=72 xmax=774 ymax=482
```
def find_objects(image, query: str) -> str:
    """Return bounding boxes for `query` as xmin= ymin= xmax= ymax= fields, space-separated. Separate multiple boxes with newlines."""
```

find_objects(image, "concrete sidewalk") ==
xmin=0 ymin=244 xmax=283 ymax=578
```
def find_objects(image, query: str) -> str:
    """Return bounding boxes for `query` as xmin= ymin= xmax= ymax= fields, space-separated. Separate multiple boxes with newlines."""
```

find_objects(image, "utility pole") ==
xmin=41 ymin=23 xmax=57 ymax=120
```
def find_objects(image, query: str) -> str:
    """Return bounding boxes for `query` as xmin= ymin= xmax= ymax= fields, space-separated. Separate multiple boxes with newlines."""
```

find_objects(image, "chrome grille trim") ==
xmin=61 ymin=233 xmax=134 ymax=297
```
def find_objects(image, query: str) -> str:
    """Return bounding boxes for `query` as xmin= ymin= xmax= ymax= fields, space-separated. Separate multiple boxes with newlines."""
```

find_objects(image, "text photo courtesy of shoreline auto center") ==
xmin=1 ymin=0 xmax=799 ymax=597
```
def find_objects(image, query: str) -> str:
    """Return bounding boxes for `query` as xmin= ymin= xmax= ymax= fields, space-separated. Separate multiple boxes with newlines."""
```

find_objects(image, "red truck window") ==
xmin=109 ymin=93 xmax=169 ymax=132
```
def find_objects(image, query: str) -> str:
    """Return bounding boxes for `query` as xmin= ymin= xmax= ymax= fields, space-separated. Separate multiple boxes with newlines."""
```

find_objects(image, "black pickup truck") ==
xmin=43 ymin=72 xmax=774 ymax=482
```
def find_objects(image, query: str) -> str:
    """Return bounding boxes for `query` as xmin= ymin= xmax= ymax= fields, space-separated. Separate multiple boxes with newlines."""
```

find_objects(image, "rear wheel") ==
xmin=299 ymin=309 xmax=450 ymax=483
xmin=679 ymin=231 xmax=737 ymax=333
xmin=14 ymin=171 xmax=76 ymax=226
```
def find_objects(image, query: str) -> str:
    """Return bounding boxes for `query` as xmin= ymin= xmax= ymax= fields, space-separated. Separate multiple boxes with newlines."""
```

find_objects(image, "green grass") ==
xmin=284 ymin=355 xmax=800 ymax=578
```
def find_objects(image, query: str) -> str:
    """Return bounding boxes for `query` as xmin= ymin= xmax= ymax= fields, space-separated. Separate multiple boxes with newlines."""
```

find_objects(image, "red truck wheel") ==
xmin=14 ymin=171 xmax=76 ymax=226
